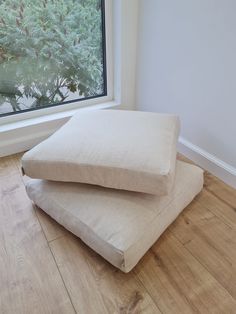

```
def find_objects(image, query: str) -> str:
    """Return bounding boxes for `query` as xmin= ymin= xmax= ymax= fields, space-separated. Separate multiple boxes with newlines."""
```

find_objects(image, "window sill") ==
xmin=0 ymin=100 xmax=119 ymax=157
xmin=0 ymin=101 xmax=118 ymax=132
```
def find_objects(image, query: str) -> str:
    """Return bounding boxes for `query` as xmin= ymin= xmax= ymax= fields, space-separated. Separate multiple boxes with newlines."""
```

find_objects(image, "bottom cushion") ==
xmin=25 ymin=160 xmax=203 ymax=272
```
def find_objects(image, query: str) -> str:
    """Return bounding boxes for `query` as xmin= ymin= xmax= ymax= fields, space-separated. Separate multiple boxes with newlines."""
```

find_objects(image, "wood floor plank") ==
xmin=0 ymin=160 xmax=75 ymax=314
xmin=204 ymin=171 xmax=236 ymax=208
xmin=50 ymin=233 xmax=161 ymax=314
xmin=195 ymin=189 xmax=236 ymax=230
xmin=177 ymin=153 xmax=195 ymax=165
xmin=0 ymin=155 xmax=19 ymax=177
xmin=35 ymin=207 xmax=67 ymax=242
xmin=170 ymin=201 xmax=236 ymax=300
xmin=134 ymin=231 xmax=236 ymax=314
xmin=12 ymin=154 xmax=66 ymax=242
xmin=1 ymin=153 xmax=236 ymax=313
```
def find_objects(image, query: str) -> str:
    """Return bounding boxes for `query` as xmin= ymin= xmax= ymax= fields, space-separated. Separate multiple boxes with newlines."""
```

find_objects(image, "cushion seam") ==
xmin=22 ymin=159 xmax=172 ymax=177
xmin=33 ymin=191 xmax=125 ymax=266
xmin=122 ymin=168 xmax=203 ymax=259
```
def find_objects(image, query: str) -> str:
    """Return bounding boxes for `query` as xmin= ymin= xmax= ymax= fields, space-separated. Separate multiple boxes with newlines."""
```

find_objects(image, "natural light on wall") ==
xmin=0 ymin=0 xmax=107 ymax=117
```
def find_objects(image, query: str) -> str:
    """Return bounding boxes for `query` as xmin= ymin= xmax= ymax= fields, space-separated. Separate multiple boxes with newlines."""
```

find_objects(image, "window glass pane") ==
xmin=0 ymin=0 xmax=106 ymax=117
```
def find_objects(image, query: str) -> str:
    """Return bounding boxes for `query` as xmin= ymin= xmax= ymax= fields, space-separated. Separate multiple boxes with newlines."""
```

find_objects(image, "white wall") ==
xmin=136 ymin=0 xmax=236 ymax=187
xmin=113 ymin=0 xmax=139 ymax=110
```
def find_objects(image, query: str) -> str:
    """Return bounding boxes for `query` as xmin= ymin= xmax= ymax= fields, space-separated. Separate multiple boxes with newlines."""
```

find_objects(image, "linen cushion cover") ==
xmin=22 ymin=109 xmax=180 ymax=195
xmin=25 ymin=161 xmax=203 ymax=272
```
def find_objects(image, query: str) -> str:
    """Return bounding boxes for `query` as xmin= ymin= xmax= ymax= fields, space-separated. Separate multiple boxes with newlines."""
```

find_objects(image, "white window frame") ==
xmin=0 ymin=0 xmax=139 ymax=157
xmin=0 ymin=0 xmax=114 ymax=126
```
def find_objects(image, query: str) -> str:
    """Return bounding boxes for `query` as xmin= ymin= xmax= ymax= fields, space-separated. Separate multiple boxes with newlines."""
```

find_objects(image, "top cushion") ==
xmin=22 ymin=109 xmax=180 ymax=195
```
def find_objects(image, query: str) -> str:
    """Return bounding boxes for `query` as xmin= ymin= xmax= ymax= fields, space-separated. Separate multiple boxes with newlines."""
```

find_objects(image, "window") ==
xmin=0 ymin=0 xmax=107 ymax=117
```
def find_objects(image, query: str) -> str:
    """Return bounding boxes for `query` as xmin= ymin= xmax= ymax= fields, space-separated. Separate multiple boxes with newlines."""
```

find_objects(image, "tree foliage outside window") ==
xmin=0 ymin=0 xmax=106 ymax=116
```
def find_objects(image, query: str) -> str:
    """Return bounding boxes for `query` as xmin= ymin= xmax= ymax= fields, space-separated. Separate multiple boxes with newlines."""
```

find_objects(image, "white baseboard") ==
xmin=178 ymin=137 xmax=236 ymax=189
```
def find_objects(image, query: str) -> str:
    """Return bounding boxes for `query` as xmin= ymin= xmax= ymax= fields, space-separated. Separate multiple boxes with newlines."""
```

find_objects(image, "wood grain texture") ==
xmin=134 ymin=231 xmax=236 ymax=314
xmin=204 ymin=171 xmax=236 ymax=209
xmin=0 ymin=157 xmax=75 ymax=314
xmin=170 ymin=200 xmax=236 ymax=300
xmin=35 ymin=207 xmax=66 ymax=242
xmin=195 ymin=189 xmax=236 ymax=230
xmin=16 ymin=154 xmax=67 ymax=243
xmin=0 ymin=153 xmax=236 ymax=314
xmin=50 ymin=233 xmax=161 ymax=314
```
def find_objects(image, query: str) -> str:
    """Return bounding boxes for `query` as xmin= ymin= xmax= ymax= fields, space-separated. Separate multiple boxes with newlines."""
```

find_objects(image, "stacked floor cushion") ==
xmin=22 ymin=109 xmax=203 ymax=272
xmin=22 ymin=109 xmax=180 ymax=195
xmin=26 ymin=161 xmax=203 ymax=272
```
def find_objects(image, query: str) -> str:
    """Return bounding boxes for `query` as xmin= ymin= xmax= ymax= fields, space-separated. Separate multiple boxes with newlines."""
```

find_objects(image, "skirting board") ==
xmin=178 ymin=137 xmax=236 ymax=189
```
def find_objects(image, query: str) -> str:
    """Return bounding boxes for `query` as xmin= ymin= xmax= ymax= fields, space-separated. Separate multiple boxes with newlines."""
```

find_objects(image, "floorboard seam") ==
xmin=11 ymin=154 xmax=236 ymax=311
xmin=2 ymin=157 xmax=77 ymax=313
xmin=17 ymin=151 xmax=77 ymax=314
xmin=170 ymin=230 xmax=236 ymax=303
xmin=205 ymin=187 xmax=236 ymax=210
xmin=132 ymin=269 xmax=164 ymax=314
xmin=195 ymin=199 xmax=235 ymax=231
xmin=36 ymin=212 xmax=77 ymax=314
xmin=48 ymin=234 xmax=66 ymax=244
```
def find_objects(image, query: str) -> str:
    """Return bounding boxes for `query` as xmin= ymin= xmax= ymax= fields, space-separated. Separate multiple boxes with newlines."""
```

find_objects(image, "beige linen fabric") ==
xmin=22 ymin=109 xmax=180 ymax=195
xmin=26 ymin=161 xmax=203 ymax=272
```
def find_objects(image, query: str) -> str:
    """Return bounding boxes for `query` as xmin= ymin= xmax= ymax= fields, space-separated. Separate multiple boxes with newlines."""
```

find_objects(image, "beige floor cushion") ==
xmin=25 ymin=161 xmax=203 ymax=272
xmin=22 ymin=109 xmax=180 ymax=195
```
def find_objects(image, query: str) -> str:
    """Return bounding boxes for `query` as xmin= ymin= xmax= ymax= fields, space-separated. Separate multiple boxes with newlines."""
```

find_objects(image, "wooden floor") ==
xmin=0 ymin=154 xmax=236 ymax=314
